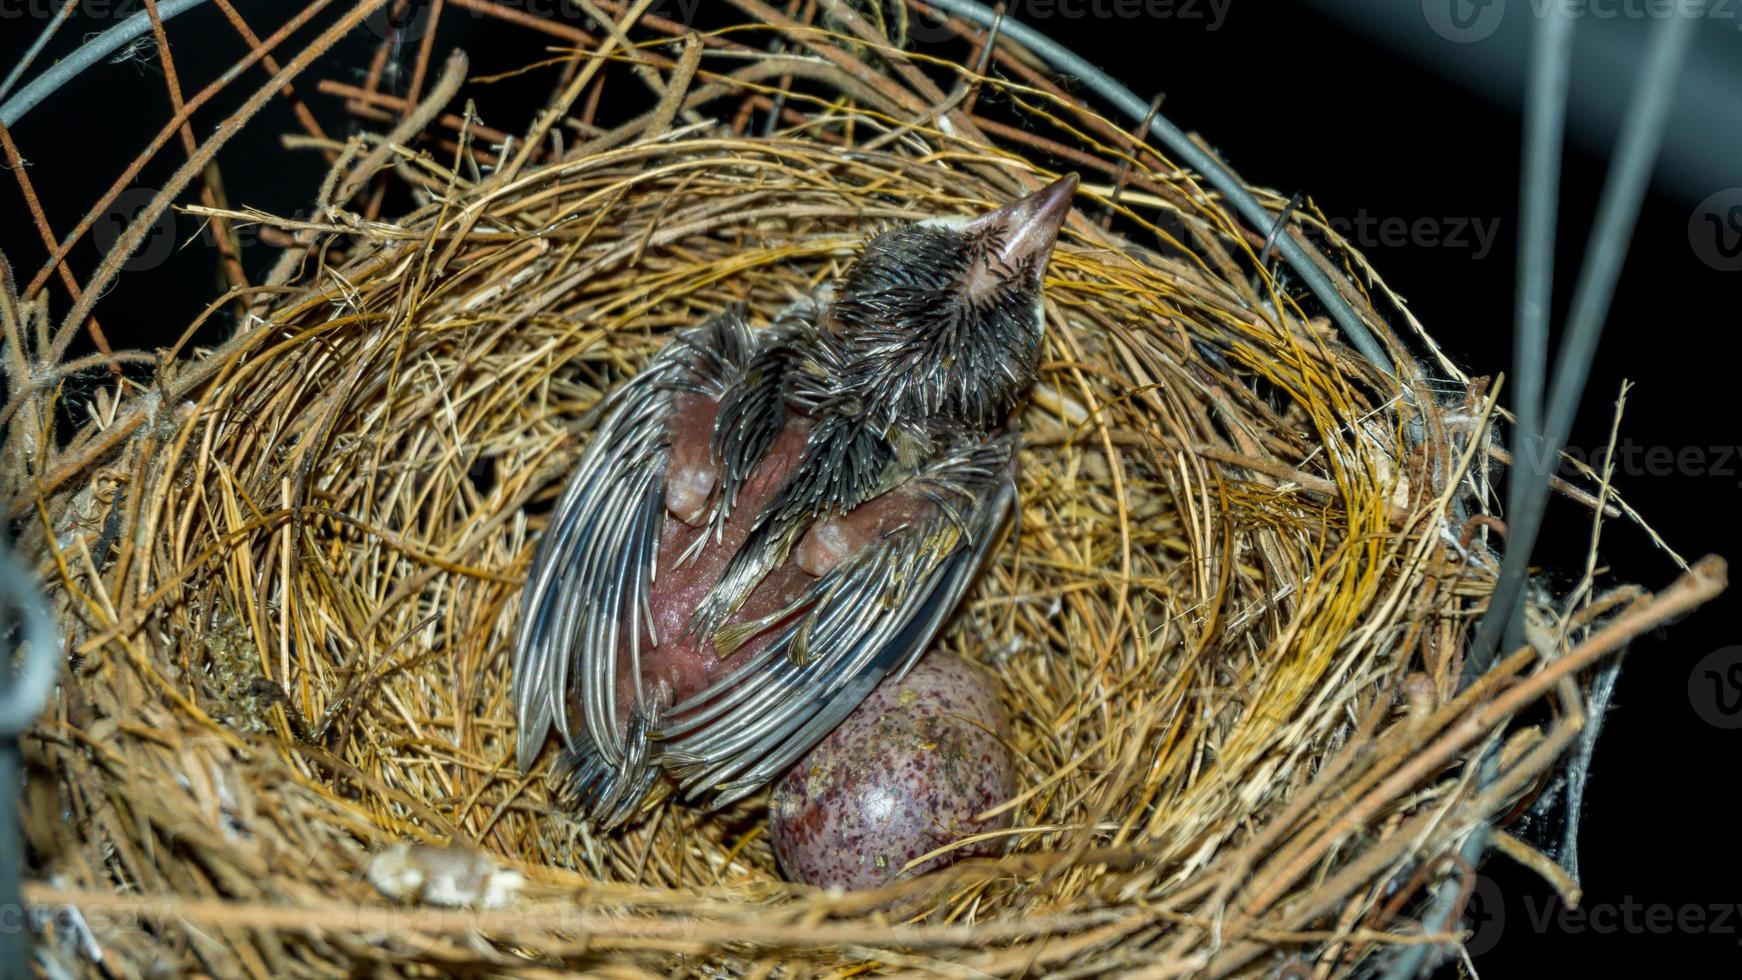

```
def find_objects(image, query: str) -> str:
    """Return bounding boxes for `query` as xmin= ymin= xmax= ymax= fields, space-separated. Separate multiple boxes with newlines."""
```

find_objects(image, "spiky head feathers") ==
xmin=818 ymin=174 xmax=1078 ymax=437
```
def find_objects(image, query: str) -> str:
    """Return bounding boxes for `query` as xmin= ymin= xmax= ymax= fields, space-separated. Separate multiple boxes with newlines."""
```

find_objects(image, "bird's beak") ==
xmin=974 ymin=172 xmax=1078 ymax=269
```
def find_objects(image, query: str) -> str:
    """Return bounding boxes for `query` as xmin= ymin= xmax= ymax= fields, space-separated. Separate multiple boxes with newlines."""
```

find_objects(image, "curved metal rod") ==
xmin=0 ymin=0 xmax=212 ymax=128
xmin=0 ymin=544 xmax=59 ymax=974
xmin=0 ymin=548 xmax=57 ymax=737
xmin=1388 ymin=4 xmax=1704 ymax=978
xmin=1470 ymin=8 xmax=1704 ymax=673
xmin=0 ymin=0 xmax=78 ymax=106
xmin=1501 ymin=4 xmax=1576 ymax=653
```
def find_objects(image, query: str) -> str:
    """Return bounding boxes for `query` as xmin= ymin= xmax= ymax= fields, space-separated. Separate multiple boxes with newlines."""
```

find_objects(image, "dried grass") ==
xmin=2 ymin=2 xmax=1724 ymax=976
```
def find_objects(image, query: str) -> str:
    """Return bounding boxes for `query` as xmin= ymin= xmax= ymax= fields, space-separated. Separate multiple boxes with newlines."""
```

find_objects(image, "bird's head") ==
xmin=823 ymin=173 xmax=1078 ymax=433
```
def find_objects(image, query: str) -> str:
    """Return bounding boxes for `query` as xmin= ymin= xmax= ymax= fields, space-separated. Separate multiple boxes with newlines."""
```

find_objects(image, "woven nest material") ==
xmin=3 ymin=3 xmax=1725 ymax=977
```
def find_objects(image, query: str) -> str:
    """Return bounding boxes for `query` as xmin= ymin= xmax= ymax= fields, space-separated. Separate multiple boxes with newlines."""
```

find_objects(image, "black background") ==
xmin=1 ymin=1 xmax=1735 ymax=974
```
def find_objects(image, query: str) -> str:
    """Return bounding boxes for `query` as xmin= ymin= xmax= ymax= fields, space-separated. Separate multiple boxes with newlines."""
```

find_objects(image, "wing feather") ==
xmin=655 ymin=434 xmax=1017 ymax=808
xmin=513 ymin=314 xmax=760 ymax=801
xmin=518 ymin=307 xmax=1020 ymax=825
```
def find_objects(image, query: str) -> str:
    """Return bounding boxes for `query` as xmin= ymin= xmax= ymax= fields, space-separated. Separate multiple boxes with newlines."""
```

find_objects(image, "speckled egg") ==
xmin=769 ymin=653 xmax=1015 ymax=890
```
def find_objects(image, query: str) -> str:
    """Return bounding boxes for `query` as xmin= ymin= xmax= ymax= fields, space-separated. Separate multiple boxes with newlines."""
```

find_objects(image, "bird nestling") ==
xmin=514 ymin=173 xmax=1078 ymax=827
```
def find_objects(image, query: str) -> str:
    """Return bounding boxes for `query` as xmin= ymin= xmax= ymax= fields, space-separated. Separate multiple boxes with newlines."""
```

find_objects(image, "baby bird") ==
xmin=514 ymin=174 xmax=1078 ymax=826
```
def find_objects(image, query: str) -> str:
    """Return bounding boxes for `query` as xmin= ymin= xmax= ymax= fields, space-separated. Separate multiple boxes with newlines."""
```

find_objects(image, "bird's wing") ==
xmin=513 ymin=313 xmax=758 ymax=823
xmin=654 ymin=432 xmax=1018 ymax=808
xmin=703 ymin=322 xmax=801 ymax=537
xmin=685 ymin=411 xmax=887 ymax=641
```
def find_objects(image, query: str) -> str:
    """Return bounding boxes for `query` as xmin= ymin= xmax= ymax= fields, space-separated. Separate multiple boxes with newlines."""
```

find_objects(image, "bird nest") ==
xmin=3 ymin=2 xmax=1723 ymax=977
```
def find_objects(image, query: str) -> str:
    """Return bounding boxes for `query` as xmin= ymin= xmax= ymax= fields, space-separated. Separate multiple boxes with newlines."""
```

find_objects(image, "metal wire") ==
xmin=1383 ymin=5 xmax=1706 ymax=977
xmin=0 ymin=0 xmax=79 ymax=107
xmin=1500 ymin=5 xmax=1576 ymax=656
xmin=0 ymin=0 xmax=212 ymax=128
xmin=0 ymin=545 xmax=60 ymax=978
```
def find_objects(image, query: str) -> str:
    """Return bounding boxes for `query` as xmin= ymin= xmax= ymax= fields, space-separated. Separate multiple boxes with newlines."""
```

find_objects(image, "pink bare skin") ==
xmin=794 ymin=486 xmax=939 ymax=577
xmin=662 ymin=394 xmax=718 ymax=527
xmin=613 ymin=395 xmax=940 ymax=722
